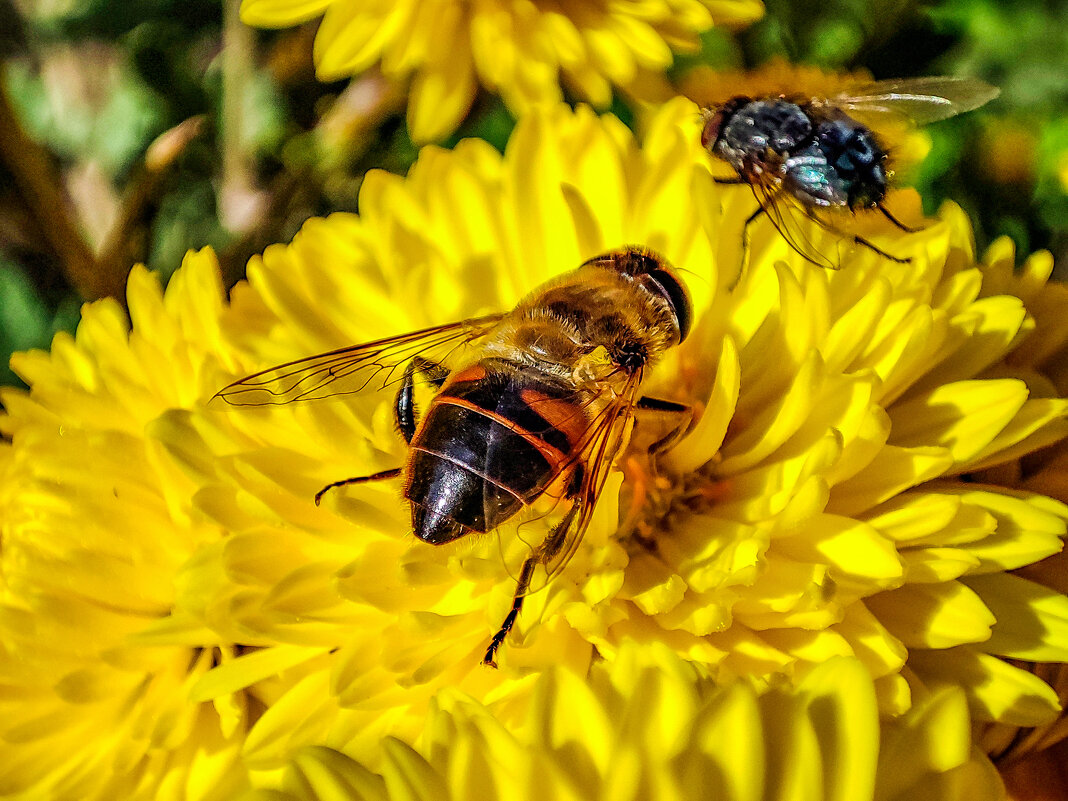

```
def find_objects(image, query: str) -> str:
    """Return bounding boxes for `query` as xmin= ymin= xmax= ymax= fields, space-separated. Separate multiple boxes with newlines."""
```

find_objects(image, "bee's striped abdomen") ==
xmin=405 ymin=361 xmax=587 ymax=544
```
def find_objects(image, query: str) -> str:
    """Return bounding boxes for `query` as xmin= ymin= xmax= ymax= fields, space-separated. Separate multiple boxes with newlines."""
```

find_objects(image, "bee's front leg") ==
xmin=634 ymin=396 xmax=693 ymax=457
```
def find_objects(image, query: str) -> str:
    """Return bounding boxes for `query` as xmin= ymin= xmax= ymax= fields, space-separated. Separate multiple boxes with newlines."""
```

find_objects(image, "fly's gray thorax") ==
xmin=718 ymin=99 xmax=813 ymax=168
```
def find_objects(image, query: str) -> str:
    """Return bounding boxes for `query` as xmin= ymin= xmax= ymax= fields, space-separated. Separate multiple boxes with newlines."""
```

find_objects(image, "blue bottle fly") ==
xmin=700 ymin=76 xmax=999 ymax=277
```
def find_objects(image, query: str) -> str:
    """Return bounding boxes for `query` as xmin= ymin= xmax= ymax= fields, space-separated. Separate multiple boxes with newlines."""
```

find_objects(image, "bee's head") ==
xmin=581 ymin=247 xmax=693 ymax=345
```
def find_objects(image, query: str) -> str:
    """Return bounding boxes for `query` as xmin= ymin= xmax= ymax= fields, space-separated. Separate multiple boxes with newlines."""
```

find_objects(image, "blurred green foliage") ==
xmin=0 ymin=0 xmax=1064 ymax=391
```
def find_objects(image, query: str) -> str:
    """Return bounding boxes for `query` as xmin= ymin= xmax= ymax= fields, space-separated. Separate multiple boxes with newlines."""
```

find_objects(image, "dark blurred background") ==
xmin=0 ymin=0 xmax=1064 ymax=387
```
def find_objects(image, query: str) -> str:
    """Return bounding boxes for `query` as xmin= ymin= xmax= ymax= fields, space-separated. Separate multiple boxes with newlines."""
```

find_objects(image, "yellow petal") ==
xmin=776 ymin=515 xmax=903 ymax=587
xmin=866 ymin=581 xmax=994 ymax=649
xmin=965 ymin=573 xmax=1068 ymax=661
xmin=829 ymin=446 xmax=954 ymax=516
xmin=239 ymin=0 xmax=332 ymax=27
xmin=797 ymin=657 xmax=879 ymax=801
xmin=888 ymin=379 xmax=1029 ymax=465
xmin=909 ymin=647 xmax=1061 ymax=726
xmin=874 ymin=687 xmax=972 ymax=800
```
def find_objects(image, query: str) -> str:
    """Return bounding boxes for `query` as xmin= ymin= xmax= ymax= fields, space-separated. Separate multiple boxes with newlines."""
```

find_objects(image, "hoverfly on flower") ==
xmin=700 ymin=76 xmax=999 ymax=274
xmin=215 ymin=248 xmax=692 ymax=666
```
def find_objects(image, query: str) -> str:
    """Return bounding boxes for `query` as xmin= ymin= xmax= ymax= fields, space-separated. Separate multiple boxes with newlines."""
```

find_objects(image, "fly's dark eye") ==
xmin=643 ymin=268 xmax=692 ymax=343
xmin=700 ymin=111 xmax=724 ymax=150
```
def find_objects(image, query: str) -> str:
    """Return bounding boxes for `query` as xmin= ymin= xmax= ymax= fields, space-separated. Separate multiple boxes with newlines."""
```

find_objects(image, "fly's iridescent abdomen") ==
xmin=713 ymin=98 xmax=813 ymax=173
xmin=710 ymin=98 xmax=890 ymax=211
xmin=810 ymin=110 xmax=888 ymax=209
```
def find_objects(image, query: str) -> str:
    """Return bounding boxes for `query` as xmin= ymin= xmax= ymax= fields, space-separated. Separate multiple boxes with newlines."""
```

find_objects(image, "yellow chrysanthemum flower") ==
xmin=0 ymin=264 xmax=249 ymax=797
xmin=241 ymin=644 xmax=1005 ymax=801
xmin=239 ymin=0 xmax=764 ymax=141
xmin=1 ymin=100 xmax=1067 ymax=798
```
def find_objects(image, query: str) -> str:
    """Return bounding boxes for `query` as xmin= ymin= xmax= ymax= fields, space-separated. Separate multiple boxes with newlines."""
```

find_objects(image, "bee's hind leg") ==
xmin=483 ymin=473 xmax=583 ymax=668
xmin=396 ymin=357 xmax=449 ymax=443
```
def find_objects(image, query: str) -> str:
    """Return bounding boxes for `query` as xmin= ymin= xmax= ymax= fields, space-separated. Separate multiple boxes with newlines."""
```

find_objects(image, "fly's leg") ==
xmin=877 ymin=203 xmax=924 ymax=234
xmin=800 ymin=206 xmax=912 ymax=265
xmin=315 ymin=357 xmax=448 ymax=504
xmin=712 ymin=176 xmax=770 ymax=288
xmin=483 ymin=472 xmax=583 ymax=668
xmin=730 ymin=203 xmax=766 ymax=289
xmin=850 ymin=234 xmax=911 ymax=264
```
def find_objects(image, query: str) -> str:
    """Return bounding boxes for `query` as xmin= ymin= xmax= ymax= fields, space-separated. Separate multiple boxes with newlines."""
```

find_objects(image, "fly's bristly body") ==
xmin=214 ymin=247 xmax=693 ymax=667
xmin=700 ymin=75 xmax=999 ymax=275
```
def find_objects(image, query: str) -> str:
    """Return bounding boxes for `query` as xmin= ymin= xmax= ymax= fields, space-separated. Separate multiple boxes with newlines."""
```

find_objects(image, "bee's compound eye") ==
xmin=643 ymin=267 xmax=693 ymax=343
xmin=579 ymin=248 xmax=692 ymax=343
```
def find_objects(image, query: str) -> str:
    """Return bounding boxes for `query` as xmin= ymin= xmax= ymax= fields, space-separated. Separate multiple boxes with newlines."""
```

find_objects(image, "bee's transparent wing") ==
xmin=516 ymin=372 xmax=642 ymax=597
xmin=212 ymin=315 xmax=506 ymax=406
xmin=827 ymin=76 xmax=1000 ymax=124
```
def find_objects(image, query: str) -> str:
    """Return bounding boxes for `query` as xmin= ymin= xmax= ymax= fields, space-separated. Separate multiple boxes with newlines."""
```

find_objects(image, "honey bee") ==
xmin=215 ymin=247 xmax=693 ymax=667
xmin=700 ymin=76 xmax=999 ymax=274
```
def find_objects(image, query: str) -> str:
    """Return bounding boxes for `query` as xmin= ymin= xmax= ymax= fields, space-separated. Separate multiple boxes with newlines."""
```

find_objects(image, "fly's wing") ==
xmin=517 ymin=371 xmax=642 ymax=597
xmin=212 ymin=315 xmax=506 ymax=406
xmin=825 ymin=76 xmax=999 ymax=124
xmin=748 ymin=179 xmax=842 ymax=271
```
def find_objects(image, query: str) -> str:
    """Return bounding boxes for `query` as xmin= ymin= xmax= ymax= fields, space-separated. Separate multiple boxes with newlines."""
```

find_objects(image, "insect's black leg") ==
xmin=411 ymin=356 xmax=449 ymax=387
xmin=317 ymin=357 xmax=447 ymax=505
xmin=483 ymin=471 xmax=583 ymax=668
xmin=729 ymin=203 xmax=767 ymax=289
xmin=395 ymin=357 xmax=449 ymax=444
xmin=314 ymin=467 xmax=402 ymax=506
xmin=877 ymin=203 xmax=924 ymax=234
xmin=394 ymin=362 xmax=419 ymax=444
xmin=800 ymin=205 xmax=911 ymax=266
xmin=635 ymin=396 xmax=694 ymax=455
xmin=851 ymin=234 xmax=911 ymax=264
xmin=481 ymin=556 xmax=537 ymax=669
xmin=713 ymin=176 xmax=748 ymax=185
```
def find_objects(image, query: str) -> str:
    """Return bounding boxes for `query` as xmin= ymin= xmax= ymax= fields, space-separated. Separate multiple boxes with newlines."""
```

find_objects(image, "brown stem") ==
xmin=0 ymin=65 xmax=111 ymax=300
xmin=219 ymin=0 xmax=264 ymax=234
xmin=94 ymin=116 xmax=207 ymax=286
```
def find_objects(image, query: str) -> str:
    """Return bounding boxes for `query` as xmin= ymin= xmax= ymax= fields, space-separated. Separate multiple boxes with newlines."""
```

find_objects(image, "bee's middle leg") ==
xmin=314 ymin=467 xmax=402 ymax=505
